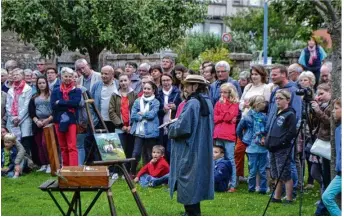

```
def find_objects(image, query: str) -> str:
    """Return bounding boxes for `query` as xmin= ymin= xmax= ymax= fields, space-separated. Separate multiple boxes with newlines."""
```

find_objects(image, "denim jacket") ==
xmin=130 ymin=98 xmax=160 ymax=138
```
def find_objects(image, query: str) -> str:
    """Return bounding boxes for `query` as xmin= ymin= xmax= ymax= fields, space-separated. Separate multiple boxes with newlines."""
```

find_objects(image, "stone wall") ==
xmin=229 ymin=53 xmax=253 ymax=72
xmin=100 ymin=51 xmax=177 ymax=68
xmin=1 ymin=31 xmax=49 ymax=69
xmin=285 ymin=50 xmax=302 ymax=65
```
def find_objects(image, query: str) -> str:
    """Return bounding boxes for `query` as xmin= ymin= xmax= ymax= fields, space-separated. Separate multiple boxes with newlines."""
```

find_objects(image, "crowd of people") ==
xmin=0 ymin=36 xmax=341 ymax=216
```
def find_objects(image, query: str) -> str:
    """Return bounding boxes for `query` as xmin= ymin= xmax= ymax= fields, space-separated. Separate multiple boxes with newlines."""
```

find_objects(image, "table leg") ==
xmin=47 ymin=190 xmax=66 ymax=216
xmin=66 ymin=192 xmax=78 ymax=216
xmin=107 ymin=189 xmax=117 ymax=215
xmin=59 ymin=191 xmax=77 ymax=216
xmin=78 ymin=192 xmax=82 ymax=216
xmin=83 ymin=190 xmax=103 ymax=216
xmin=119 ymin=163 xmax=148 ymax=216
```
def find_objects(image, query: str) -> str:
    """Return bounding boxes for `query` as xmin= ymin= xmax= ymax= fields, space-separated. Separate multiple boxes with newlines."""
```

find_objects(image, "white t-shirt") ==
xmin=239 ymin=83 xmax=273 ymax=115
xmin=101 ymin=82 xmax=116 ymax=121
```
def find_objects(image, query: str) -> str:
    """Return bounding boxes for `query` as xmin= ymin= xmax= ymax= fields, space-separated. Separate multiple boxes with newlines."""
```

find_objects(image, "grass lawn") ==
xmin=1 ymin=170 xmax=321 ymax=216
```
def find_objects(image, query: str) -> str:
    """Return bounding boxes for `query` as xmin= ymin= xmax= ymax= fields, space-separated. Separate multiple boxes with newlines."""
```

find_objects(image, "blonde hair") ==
xmin=298 ymin=71 xmax=316 ymax=87
xmin=3 ymin=133 xmax=16 ymax=143
xmin=220 ymin=83 xmax=238 ymax=103
xmin=276 ymin=89 xmax=291 ymax=100
xmin=249 ymin=95 xmax=265 ymax=108
xmin=152 ymin=145 xmax=165 ymax=155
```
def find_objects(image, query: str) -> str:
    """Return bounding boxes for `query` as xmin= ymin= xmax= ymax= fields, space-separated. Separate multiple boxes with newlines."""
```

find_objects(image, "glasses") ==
xmin=275 ymin=97 xmax=287 ymax=101
xmin=217 ymin=71 xmax=227 ymax=74
xmin=138 ymin=69 xmax=147 ymax=72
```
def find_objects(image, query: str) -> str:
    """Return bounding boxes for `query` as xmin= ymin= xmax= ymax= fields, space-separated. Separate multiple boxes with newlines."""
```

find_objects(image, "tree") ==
xmin=2 ymin=0 xmax=207 ymax=69
xmin=224 ymin=7 xmax=314 ymax=62
xmin=271 ymin=0 xmax=341 ymax=179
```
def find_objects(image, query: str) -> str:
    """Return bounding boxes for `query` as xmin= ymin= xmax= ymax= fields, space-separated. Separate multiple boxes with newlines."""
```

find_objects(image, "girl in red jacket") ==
xmin=134 ymin=145 xmax=169 ymax=187
xmin=213 ymin=83 xmax=239 ymax=192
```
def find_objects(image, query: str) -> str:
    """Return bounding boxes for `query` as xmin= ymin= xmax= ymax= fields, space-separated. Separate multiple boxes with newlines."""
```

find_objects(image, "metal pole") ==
xmin=263 ymin=0 xmax=268 ymax=65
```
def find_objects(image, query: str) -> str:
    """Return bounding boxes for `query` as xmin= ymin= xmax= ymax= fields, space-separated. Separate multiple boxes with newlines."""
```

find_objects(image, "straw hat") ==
xmin=182 ymin=74 xmax=210 ymax=85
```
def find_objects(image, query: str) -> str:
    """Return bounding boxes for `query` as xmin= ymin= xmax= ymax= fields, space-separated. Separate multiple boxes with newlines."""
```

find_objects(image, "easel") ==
xmin=83 ymin=92 xmax=148 ymax=216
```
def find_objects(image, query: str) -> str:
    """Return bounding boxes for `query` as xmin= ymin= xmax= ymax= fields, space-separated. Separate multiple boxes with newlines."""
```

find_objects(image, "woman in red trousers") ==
xmin=50 ymin=67 xmax=81 ymax=166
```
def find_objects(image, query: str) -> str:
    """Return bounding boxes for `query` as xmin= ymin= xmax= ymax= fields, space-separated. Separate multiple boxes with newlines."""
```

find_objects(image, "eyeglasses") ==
xmin=217 ymin=71 xmax=227 ymax=74
xmin=161 ymin=79 xmax=171 ymax=82
xmin=138 ymin=69 xmax=147 ymax=72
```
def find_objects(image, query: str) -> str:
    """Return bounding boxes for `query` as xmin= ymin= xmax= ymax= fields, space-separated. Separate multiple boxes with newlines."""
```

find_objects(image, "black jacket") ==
xmin=265 ymin=107 xmax=297 ymax=153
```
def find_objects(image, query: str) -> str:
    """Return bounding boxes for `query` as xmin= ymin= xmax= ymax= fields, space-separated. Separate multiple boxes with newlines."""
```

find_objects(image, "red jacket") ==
xmin=213 ymin=101 xmax=239 ymax=142
xmin=136 ymin=157 xmax=170 ymax=179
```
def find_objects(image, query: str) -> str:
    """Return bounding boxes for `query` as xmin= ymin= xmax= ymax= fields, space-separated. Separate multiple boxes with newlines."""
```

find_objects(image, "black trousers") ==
xmin=184 ymin=203 xmax=201 ymax=216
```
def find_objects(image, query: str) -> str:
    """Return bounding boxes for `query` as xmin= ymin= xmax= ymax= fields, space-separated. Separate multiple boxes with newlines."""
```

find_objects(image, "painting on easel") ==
xmin=94 ymin=133 xmax=126 ymax=161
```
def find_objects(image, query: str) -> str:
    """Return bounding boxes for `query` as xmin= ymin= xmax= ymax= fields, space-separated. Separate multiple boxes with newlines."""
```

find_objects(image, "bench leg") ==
xmin=47 ymin=190 xmax=66 ymax=216
xmin=107 ymin=189 xmax=117 ymax=216
xmin=119 ymin=163 xmax=148 ymax=216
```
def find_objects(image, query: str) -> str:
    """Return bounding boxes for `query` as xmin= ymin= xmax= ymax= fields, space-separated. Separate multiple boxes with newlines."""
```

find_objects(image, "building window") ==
xmin=249 ymin=0 xmax=262 ymax=6
xmin=232 ymin=0 xmax=242 ymax=6
xmin=208 ymin=23 xmax=222 ymax=36
xmin=189 ymin=23 xmax=204 ymax=34
xmin=210 ymin=0 xmax=225 ymax=4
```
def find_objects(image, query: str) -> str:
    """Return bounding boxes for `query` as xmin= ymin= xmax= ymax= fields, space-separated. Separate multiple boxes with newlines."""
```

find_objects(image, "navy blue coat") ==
xmin=214 ymin=158 xmax=232 ymax=192
xmin=168 ymin=94 xmax=214 ymax=205
xmin=157 ymin=86 xmax=182 ymax=121
xmin=50 ymin=86 xmax=82 ymax=125
xmin=1 ymin=146 xmax=17 ymax=172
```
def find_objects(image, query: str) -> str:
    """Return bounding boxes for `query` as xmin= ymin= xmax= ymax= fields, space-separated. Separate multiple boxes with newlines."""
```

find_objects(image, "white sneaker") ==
xmin=37 ymin=165 xmax=47 ymax=172
xmin=45 ymin=165 xmax=51 ymax=173
xmin=111 ymin=173 xmax=119 ymax=180
xmin=255 ymin=186 xmax=260 ymax=192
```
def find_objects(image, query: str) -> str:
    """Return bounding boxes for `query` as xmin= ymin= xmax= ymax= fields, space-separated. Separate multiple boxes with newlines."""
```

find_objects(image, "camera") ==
xmin=296 ymin=87 xmax=313 ymax=102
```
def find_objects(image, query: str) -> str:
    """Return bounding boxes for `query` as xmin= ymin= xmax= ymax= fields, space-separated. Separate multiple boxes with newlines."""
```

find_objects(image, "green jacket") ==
xmin=109 ymin=90 xmax=137 ymax=128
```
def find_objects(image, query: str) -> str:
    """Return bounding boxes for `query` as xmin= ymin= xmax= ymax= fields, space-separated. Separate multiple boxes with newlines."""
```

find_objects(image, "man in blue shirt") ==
xmin=209 ymin=60 xmax=242 ymax=105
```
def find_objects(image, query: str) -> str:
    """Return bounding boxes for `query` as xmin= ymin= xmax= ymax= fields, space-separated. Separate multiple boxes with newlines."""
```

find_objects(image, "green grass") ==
xmin=2 ymin=171 xmax=321 ymax=216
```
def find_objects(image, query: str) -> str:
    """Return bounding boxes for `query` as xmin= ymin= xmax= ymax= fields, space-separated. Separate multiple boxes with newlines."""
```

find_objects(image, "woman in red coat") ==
xmin=213 ymin=83 xmax=239 ymax=192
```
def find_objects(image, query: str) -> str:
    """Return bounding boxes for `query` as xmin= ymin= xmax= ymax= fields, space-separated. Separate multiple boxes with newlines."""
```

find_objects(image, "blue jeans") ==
xmin=139 ymin=173 xmax=169 ymax=187
xmin=322 ymin=175 xmax=342 ymax=216
xmin=77 ymin=134 xmax=86 ymax=165
xmin=247 ymin=153 xmax=268 ymax=192
xmin=290 ymin=146 xmax=298 ymax=197
xmin=215 ymin=139 xmax=236 ymax=188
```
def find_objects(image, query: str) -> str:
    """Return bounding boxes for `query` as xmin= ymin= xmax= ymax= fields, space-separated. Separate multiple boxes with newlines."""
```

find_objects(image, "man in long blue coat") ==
xmin=168 ymin=75 xmax=214 ymax=216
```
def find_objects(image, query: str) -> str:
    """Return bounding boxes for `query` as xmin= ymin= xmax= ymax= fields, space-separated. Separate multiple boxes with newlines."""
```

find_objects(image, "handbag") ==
xmin=310 ymin=138 xmax=331 ymax=160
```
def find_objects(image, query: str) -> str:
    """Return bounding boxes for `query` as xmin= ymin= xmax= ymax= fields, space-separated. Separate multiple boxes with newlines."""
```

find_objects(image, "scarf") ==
xmin=187 ymin=92 xmax=210 ymax=116
xmin=11 ymin=80 xmax=26 ymax=116
xmin=251 ymin=110 xmax=266 ymax=146
xmin=162 ymin=86 xmax=173 ymax=105
xmin=60 ymin=81 xmax=76 ymax=113
xmin=308 ymin=46 xmax=317 ymax=66
xmin=136 ymin=95 xmax=155 ymax=136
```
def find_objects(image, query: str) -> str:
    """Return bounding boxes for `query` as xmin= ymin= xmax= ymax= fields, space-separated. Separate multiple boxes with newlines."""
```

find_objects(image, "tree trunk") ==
xmin=87 ymin=47 xmax=103 ymax=72
xmin=328 ymin=17 xmax=341 ymax=180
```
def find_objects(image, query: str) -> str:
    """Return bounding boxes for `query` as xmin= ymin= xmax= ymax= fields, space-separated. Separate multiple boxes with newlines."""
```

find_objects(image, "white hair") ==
xmin=288 ymin=63 xmax=303 ymax=74
xmin=75 ymin=58 xmax=89 ymax=68
xmin=298 ymin=71 xmax=316 ymax=87
xmin=23 ymin=69 xmax=33 ymax=75
xmin=4 ymin=60 xmax=18 ymax=72
xmin=32 ymin=70 xmax=42 ymax=77
xmin=139 ymin=63 xmax=151 ymax=71
xmin=1 ymin=68 xmax=8 ymax=75
xmin=60 ymin=67 xmax=74 ymax=75
xmin=215 ymin=61 xmax=231 ymax=72
xmin=321 ymin=61 xmax=332 ymax=73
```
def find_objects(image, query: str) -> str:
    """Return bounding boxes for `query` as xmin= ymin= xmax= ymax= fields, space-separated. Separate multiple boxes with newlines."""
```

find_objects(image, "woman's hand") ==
xmin=311 ymin=101 xmax=321 ymax=113
xmin=36 ymin=120 xmax=44 ymax=128
xmin=169 ymin=103 xmax=176 ymax=110
xmin=134 ymin=177 xmax=139 ymax=183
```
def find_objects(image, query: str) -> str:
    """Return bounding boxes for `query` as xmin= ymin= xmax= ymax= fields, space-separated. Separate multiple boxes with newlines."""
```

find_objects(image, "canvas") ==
xmin=94 ymin=133 xmax=126 ymax=161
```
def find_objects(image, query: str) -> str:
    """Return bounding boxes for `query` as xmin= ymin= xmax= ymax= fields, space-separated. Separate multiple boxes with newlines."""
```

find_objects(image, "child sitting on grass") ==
xmin=213 ymin=145 xmax=232 ymax=192
xmin=1 ymin=133 xmax=20 ymax=178
xmin=134 ymin=145 xmax=169 ymax=187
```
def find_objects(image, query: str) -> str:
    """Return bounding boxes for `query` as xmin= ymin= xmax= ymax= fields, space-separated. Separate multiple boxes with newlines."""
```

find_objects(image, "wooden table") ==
xmin=39 ymin=179 xmax=116 ymax=216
